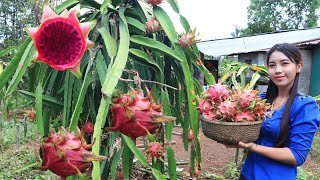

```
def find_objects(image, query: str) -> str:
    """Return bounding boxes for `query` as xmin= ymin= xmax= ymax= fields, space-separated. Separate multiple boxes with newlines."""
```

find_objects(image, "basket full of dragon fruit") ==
xmin=197 ymin=83 xmax=270 ymax=145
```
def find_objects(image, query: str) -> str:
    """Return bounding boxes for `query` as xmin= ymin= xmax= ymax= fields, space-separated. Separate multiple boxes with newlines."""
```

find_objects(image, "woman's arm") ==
xmin=238 ymin=142 xmax=297 ymax=165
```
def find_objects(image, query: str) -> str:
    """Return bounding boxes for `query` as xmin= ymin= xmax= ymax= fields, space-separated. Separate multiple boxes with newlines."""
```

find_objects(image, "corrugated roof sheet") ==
xmin=197 ymin=27 xmax=320 ymax=57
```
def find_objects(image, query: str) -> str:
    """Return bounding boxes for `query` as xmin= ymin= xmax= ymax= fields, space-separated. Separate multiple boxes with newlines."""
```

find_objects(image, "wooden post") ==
xmin=24 ymin=117 xmax=27 ymax=137
xmin=16 ymin=124 xmax=20 ymax=148
xmin=234 ymin=148 xmax=239 ymax=165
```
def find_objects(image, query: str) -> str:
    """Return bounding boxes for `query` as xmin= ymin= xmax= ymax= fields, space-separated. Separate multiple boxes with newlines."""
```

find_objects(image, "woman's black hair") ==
xmin=265 ymin=43 xmax=302 ymax=147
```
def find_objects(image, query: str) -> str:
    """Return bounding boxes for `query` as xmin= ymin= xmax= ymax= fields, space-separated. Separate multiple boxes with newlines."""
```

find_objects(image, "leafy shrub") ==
xmin=224 ymin=162 xmax=240 ymax=180
xmin=296 ymin=167 xmax=320 ymax=180
xmin=0 ymin=145 xmax=43 ymax=179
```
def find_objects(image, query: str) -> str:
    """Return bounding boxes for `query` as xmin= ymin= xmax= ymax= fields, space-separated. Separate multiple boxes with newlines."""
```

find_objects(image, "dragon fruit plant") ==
xmin=197 ymin=83 xmax=270 ymax=122
xmin=82 ymin=121 xmax=94 ymax=135
xmin=40 ymin=127 xmax=106 ymax=179
xmin=146 ymin=141 xmax=165 ymax=160
xmin=145 ymin=18 xmax=161 ymax=33
xmin=26 ymin=108 xmax=36 ymax=121
xmin=178 ymin=29 xmax=199 ymax=48
xmin=0 ymin=0 xmax=217 ymax=179
xmin=147 ymin=0 xmax=164 ymax=6
xmin=109 ymin=86 xmax=175 ymax=143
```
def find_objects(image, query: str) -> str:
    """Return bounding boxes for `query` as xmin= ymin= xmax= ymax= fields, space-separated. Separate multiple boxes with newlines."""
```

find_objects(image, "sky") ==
xmin=161 ymin=0 xmax=250 ymax=41
xmin=93 ymin=0 xmax=250 ymax=41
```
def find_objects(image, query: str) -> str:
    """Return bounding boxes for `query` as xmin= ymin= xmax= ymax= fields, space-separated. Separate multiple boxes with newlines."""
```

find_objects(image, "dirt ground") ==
xmin=168 ymin=127 xmax=236 ymax=177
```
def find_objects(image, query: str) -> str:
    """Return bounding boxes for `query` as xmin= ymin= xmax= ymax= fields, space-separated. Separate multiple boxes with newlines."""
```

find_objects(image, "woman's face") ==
xmin=267 ymin=51 xmax=302 ymax=89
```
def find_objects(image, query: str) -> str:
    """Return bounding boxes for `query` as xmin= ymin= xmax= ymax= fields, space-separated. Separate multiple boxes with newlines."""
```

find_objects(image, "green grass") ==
xmin=297 ymin=167 xmax=320 ymax=180
xmin=224 ymin=162 xmax=240 ymax=180
xmin=0 ymin=120 xmax=40 ymax=150
xmin=0 ymin=143 xmax=59 ymax=179
xmin=310 ymin=132 xmax=320 ymax=162
xmin=0 ymin=120 xmax=58 ymax=179
xmin=0 ymin=145 xmax=43 ymax=179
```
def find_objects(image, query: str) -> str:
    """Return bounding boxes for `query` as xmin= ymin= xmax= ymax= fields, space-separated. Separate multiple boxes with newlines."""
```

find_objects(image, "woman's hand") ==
xmin=224 ymin=142 xmax=256 ymax=151
xmin=238 ymin=142 xmax=256 ymax=150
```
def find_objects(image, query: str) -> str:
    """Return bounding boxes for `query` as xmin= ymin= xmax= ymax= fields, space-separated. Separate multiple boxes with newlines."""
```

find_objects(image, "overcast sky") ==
xmin=162 ymin=0 xmax=250 ymax=41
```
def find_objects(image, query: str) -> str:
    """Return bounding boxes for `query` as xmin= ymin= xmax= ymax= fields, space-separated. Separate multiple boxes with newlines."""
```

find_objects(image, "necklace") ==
xmin=266 ymin=97 xmax=289 ymax=118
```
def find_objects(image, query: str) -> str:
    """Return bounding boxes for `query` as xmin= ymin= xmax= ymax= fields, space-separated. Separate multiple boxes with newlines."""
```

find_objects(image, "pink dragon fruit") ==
xmin=82 ymin=121 xmax=94 ymax=135
xmin=147 ymin=142 xmax=164 ymax=159
xmin=27 ymin=108 xmax=36 ymax=121
xmin=197 ymin=99 xmax=217 ymax=120
xmin=109 ymin=87 xmax=175 ymax=143
xmin=206 ymin=83 xmax=229 ymax=102
xmin=197 ymin=99 xmax=212 ymax=114
xmin=217 ymin=101 xmax=237 ymax=121
xmin=178 ymin=29 xmax=199 ymax=48
xmin=234 ymin=111 xmax=255 ymax=122
xmin=235 ymin=89 xmax=259 ymax=109
xmin=147 ymin=0 xmax=163 ymax=6
xmin=145 ymin=18 xmax=161 ymax=33
xmin=253 ymin=100 xmax=269 ymax=120
xmin=198 ymin=84 xmax=269 ymax=122
xmin=193 ymin=169 xmax=199 ymax=178
xmin=26 ymin=5 xmax=96 ymax=77
xmin=40 ymin=127 xmax=106 ymax=179
xmin=188 ymin=129 xmax=194 ymax=142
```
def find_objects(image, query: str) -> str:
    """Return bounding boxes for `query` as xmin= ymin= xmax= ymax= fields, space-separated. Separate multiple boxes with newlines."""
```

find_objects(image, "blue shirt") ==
xmin=241 ymin=94 xmax=320 ymax=180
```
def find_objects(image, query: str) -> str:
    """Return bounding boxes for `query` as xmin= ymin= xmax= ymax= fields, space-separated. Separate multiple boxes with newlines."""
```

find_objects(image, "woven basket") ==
xmin=200 ymin=116 xmax=263 ymax=145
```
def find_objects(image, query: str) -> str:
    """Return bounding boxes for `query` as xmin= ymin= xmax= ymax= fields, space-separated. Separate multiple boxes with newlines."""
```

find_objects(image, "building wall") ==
xmin=299 ymin=50 xmax=312 ymax=95
xmin=310 ymin=46 xmax=320 ymax=96
xmin=237 ymin=50 xmax=312 ymax=95
xmin=238 ymin=52 xmax=267 ymax=65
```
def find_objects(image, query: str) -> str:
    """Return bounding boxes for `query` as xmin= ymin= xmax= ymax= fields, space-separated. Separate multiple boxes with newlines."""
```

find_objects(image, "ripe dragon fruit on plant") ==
xmin=82 ymin=121 xmax=94 ymax=135
xmin=147 ymin=0 xmax=163 ymax=6
xmin=188 ymin=129 xmax=194 ymax=142
xmin=26 ymin=108 xmax=36 ymax=121
xmin=146 ymin=142 xmax=164 ymax=159
xmin=26 ymin=5 xmax=96 ymax=77
xmin=109 ymin=87 xmax=175 ymax=143
xmin=40 ymin=127 xmax=106 ymax=179
xmin=145 ymin=18 xmax=161 ymax=33
xmin=178 ymin=29 xmax=199 ymax=48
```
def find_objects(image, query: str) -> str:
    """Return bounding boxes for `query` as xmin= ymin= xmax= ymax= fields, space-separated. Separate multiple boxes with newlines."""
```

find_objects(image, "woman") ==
xmin=238 ymin=43 xmax=320 ymax=180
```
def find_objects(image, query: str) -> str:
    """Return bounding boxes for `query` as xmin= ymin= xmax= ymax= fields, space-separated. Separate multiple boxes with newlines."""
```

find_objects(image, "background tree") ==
xmin=232 ymin=0 xmax=320 ymax=37
xmin=0 ymin=0 xmax=62 ymax=61
xmin=0 ymin=0 xmax=35 ymax=50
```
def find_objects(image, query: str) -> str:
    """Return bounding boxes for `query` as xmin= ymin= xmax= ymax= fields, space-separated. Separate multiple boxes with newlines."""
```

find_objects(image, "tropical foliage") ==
xmin=232 ymin=0 xmax=320 ymax=37
xmin=0 ymin=0 xmax=216 ymax=179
